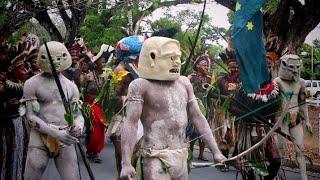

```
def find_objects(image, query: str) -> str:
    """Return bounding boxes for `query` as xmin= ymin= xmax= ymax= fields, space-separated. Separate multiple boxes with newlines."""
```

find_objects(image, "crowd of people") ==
xmin=0 ymin=31 xmax=226 ymax=179
xmin=0 ymin=31 xmax=311 ymax=180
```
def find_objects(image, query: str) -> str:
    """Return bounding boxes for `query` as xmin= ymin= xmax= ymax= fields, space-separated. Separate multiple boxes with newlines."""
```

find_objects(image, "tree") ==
xmin=0 ymin=1 xmax=32 ymax=43
xmin=215 ymin=0 xmax=320 ymax=54
xmin=300 ymin=40 xmax=320 ymax=80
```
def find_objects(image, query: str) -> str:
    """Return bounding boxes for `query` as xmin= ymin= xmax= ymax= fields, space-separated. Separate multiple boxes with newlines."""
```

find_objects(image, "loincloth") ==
xmin=141 ymin=147 xmax=188 ymax=178
xmin=284 ymin=112 xmax=304 ymax=129
xmin=28 ymin=124 xmax=68 ymax=157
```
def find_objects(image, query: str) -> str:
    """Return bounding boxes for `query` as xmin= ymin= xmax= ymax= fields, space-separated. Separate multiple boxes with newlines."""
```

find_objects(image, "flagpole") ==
xmin=311 ymin=45 xmax=314 ymax=80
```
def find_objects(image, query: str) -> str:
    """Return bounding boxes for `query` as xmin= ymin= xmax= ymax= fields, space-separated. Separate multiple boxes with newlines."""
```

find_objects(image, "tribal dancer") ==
xmin=0 ymin=41 xmax=31 ymax=180
xmin=83 ymin=46 xmax=109 ymax=163
xmin=212 ymin=47 xmax=240 ymax=158
xmin=23 ymin=41 xmax=84 ymax=180
xmin=106 ymin=35 xmax=145 ymax=179
xmin=120 ymin=37 xmax=226 ymax=180
xmin=187 ymin=52 xmax=212 ymax=161
xmin=212 ymin=43 xmax=281 ymax=179
xmin=274 ymin=54 xmax=312 ymax=180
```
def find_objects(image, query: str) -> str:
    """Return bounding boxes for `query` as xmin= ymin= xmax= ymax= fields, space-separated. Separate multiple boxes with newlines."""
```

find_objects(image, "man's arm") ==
xmin=299 ymin=79 xmax=311 ymax=130
xmin=70 ymin=82 xmax=84 ymax=137
xmin=184 ymin=77 xmax=225 ymax=162
xmin=120 ymin=79 xmax=144 ymax=179
xmin=24 ymin=79 xmax=57 ymax=136
xmin=23 ymin=79 xmax=78 ymax=145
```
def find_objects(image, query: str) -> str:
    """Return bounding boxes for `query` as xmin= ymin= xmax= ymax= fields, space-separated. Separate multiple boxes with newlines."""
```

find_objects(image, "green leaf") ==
xmin=187 ymin=149 xmax=193 ymax=173
xmin=135 ymin=155 xmax=143 ymax=180
xmin=162 ymin=163 xmax=170 ymax=174
xmin=211 ymin=163 xmax=227 ymax=169
xmin=64 ymin=112 xmax=74 ymax=126
xmin=198 ymin=99 xmax=206 ymax=116
xmin=283 ymin=113 xmax=291 ymax=126
xmin=221 ymin=97 xmax=232 ymax=114
xmin=246 ymin=161 xmax=269 ymax=176
xmin=93 ymin=79 xmax=110 ymax=104
xmin=307 ymin=128 xmax=314 ymax=138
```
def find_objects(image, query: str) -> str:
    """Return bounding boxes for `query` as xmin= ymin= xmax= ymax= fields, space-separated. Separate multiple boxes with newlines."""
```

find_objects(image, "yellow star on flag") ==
xmin=235 ymin=2 xmax=241 ymax=11
xmin=246 ymin=21 xmax=254 ymax=30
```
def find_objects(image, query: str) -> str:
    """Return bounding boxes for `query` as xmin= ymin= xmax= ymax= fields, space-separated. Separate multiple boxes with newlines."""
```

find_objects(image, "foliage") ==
xmin=80 ymin=10 xmax=127 ymax=51
xmin=263 ymin=0 xmax=281 ymax=15
xmin=245 ymin=160 xmax=269 ymax=176
xmin=300 ymin=41 xmax=320 ymax=80
xmin=151 ymin=18 xmax=181 ymax=33
xmin=149 ymin=7 xmax=226 ymax=75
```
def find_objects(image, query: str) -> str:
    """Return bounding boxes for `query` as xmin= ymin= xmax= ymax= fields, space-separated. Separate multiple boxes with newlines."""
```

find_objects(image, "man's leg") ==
xmin=55 ymin=145 xmax=79 ymax=180
xmin=189 ymin=141 xmax=195 ymax=153
xmin=143 ymin=157 xmax=171 ymax=180
xmin=24 ymin=147 xmax=49 ymax=180
xmin=290 ymin=124 xmax=307 ymax=180
xmin=264 ymin=137 xmax=281 ymax=180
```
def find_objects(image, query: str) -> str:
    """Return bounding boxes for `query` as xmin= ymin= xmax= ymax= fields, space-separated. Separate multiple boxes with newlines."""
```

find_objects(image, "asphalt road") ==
xmin=41 ymin=142 xmax=319 ymax=180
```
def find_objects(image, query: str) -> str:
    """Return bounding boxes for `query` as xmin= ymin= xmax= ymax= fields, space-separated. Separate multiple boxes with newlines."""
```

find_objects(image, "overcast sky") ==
xmin=143 ymin=2 xmax=320 ymax=46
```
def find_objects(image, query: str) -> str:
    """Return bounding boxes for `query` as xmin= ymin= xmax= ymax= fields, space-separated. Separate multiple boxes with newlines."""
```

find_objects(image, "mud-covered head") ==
xmin=38 ymin=41 xmax=72 ymax=73
xmin=278 ymin=54 xmax=302 ymax=81
xmin=138 ymin=36 xmax=181 ymax=81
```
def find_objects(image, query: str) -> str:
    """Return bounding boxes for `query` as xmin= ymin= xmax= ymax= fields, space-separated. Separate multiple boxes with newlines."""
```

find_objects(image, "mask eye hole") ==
xmin=281 ymin=61 xmax=287 ymax=67
xmin=150 ymin=52 xmax=156 ymax=60
xmin=296 ymin=65 xmax=300 ymax=68
xmin=62 ymin=53 xmax=67 ymax=57
xmin=289 ymin=65 xmax=294 ymax=69
xmin=41 ymin=55 xmax=46 ymax=59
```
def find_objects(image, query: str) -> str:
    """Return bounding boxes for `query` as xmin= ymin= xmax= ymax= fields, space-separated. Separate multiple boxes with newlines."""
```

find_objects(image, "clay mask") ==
xmin=138 ymin=37 xmax=182 ymax=81
xmin=38 ymin=41 xmax=72 ymax=73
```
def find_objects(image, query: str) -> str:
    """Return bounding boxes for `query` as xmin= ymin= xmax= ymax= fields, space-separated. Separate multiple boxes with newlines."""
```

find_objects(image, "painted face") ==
xmin=196 ymin=61 xmax=209 ymax=74
xmin=13 ymin=65 xmax=29 ymax=81
xmin=96 ymin=58 xmax=106 ymax=70
xmin=30 ymin=59 xmax=40 ymax=71
xmin=0 ymin=72 xmax=7 ymax=81
xmin=278 ymin=54 xmax=302 ymax=81
xmin=26 ymin=33 xmax=40 ymax=48
xmin=38 ymin=41 xmax=72 ymax=73
xmin=75 ymin=37 xmax=84 ymax=47
xmin=138 ymin=37 xmax=182 ymax=81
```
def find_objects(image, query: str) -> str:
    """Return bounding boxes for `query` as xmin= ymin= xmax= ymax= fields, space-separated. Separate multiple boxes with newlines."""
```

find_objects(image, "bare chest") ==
xmin=35 ymin=78 xmax=73 ymax=103
xmin=144 ymin=81 xmax=188 ymax=111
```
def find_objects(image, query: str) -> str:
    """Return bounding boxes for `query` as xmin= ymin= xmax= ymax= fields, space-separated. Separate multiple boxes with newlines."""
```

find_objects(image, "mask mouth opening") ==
xmin=169 ymin=68 xmax=179 ymax=73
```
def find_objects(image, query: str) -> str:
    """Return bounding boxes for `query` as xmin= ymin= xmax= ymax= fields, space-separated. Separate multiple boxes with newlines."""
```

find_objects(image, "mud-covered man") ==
xmin=23 ymin=41 xmax=84 ymax=179
xmin=120 ymin=37 xmax=226 ymax=180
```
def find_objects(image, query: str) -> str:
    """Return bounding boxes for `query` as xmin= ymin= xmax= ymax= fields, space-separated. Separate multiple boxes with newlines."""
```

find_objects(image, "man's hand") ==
xmin=69 ymin=123 xmax=84 ymax=138
xmin=120 ymin=165 xmax=136 ymax=180
xmin=213 ymin=151 xmax=227 ymax=163
xmin=53 ymin=130 xmax=79 ymax=145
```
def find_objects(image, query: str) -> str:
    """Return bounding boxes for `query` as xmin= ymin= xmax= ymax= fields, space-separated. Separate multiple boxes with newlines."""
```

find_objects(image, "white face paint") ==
xmin=74 ymin=37 xmax=84 ymax=47
xmin=38 ymin=41 xmax=72 ymax=73
xmin=278 ymin=54 xmax=302 ymax=81
xmin=26 ymin=33 xmax=40 ymax=48
xmin=138 ymin=37 xmax=182 ymax=81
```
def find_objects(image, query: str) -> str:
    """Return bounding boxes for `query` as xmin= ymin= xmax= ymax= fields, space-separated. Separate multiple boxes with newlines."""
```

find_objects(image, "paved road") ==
xmin=41 ymin=142 xmax=319 ymax=180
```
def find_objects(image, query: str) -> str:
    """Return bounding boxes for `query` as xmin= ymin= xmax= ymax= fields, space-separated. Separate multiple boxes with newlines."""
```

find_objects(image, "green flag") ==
xmin=232 ymin=0 xmax=269 ymax=93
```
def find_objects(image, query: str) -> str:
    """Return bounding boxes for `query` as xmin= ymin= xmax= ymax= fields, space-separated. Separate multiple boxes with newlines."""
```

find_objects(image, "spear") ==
xmin=43 ymin=41 xmax=95 ymax=180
